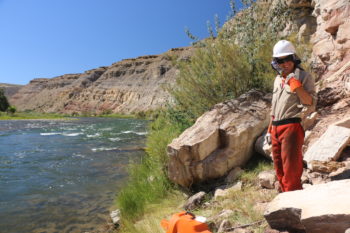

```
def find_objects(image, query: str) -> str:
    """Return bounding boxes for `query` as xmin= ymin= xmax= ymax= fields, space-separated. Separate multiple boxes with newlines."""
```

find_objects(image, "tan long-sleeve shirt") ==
xmin=271 ymin=68 xmax=316 ymax=121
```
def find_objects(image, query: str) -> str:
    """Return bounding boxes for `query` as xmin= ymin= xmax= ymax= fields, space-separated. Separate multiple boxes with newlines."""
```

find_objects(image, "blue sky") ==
xmin=0 ymin=0 xmax=241 ymax=85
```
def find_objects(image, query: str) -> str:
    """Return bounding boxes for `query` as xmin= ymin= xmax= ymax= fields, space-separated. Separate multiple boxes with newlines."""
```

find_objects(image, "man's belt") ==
xmin=272 ymin=117 xmax=301 ymax=126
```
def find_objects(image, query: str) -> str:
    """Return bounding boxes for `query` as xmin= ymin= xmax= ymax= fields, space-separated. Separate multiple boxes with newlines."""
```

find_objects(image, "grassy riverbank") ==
xmin=117 ymin=154 xmax=276 ymax=233
xmin=0 ymin=111 xmax=71 ymax=120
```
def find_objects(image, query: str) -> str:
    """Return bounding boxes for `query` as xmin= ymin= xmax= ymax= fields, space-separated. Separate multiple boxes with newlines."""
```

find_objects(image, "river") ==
xmin=0 ymin=117 xmax=147 ymax=233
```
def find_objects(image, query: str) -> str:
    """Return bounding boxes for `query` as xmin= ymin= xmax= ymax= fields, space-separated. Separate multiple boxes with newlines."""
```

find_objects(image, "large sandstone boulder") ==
xmin=264 ymin=179 xmax=350 ymax=233
xmin=167 ymin=90 xmax=271 ymax=187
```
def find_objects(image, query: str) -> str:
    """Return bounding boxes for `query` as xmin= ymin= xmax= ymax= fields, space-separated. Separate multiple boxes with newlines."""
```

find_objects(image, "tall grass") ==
xmin=116 ymin=110 xmax=187 ymax=221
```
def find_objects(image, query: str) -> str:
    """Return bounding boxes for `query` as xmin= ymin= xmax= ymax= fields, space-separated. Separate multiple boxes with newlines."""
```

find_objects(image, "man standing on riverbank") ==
xmin=266 ymin=40 xmax=316 ymax=192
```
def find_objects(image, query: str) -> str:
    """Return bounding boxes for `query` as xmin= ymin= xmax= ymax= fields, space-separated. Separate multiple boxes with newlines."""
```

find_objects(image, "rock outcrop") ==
xmin=264 ymin=179 xmax=350 ymax=233
xmin=304 ymin=117 xmax=350 ymax=167
xmin=167 ymin=90 xmax=271 ymax=187
xmin=311 ymin=0 xmax=350 ymax=76
xmin=0 ymin=83 xmax=23 ymax=99
xmin=9 ymin=47 xmax=193 ymax=114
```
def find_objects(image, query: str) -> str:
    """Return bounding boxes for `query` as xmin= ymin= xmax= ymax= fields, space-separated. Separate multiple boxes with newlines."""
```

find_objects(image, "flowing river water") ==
xmin=0 ymin=118 xmax=147 ymax=233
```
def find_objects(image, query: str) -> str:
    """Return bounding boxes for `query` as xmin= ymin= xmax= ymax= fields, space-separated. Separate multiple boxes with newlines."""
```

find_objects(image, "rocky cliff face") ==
xmin=0 ymin=83 xmax=23 ymax=98
xmin=10 ymin=47 xmax=193 ymax=114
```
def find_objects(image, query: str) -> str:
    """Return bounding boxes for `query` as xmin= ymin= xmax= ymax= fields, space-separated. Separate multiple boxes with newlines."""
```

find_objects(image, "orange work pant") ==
xmin=271 ymin=122 xmax=304 ymax=192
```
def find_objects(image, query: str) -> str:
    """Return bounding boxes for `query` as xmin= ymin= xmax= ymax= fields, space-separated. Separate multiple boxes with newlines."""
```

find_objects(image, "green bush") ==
xmin=6 ymin=106 xmax=16 ymax=116
xmin=170 ymin=40 xmax=249 ymax=117
xmin=171 ymin=37 xmax=276 ymax=118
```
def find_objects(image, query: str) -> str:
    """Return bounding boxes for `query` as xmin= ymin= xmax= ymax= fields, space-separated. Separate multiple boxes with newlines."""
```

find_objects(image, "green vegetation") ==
xmin=0 ymin=89 xmax=10 ymax=112
xmin=118 ymin=157 xmax=276 ymax=233
xmin=98 ymin=113 xmax=137 ymax=119
xmin=0 ymin=111 xmax=72 ymax=120
xmin=116 ymin=111 xmax=186 ymax=221
xmin=116 ymin=0 xmax=303 ymax=232
xmin=171 ymin=40 xmax=250 ymax=117
xmin=6 ymin=106 xmax=17 ymax=115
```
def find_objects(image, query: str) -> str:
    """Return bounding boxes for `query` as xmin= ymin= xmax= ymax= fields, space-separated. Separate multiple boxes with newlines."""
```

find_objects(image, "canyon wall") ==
xmin=9 ymin=47 xmax=192 ymax=114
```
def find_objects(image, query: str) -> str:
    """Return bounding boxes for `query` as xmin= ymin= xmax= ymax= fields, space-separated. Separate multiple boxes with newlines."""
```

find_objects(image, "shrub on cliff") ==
xmin=0 ymin=88 xmax=10 ymax=112
xmin=171 ymin=0 xmax=292 ymax=118
xmin=171 ymin=40 xmax=249 ymax=117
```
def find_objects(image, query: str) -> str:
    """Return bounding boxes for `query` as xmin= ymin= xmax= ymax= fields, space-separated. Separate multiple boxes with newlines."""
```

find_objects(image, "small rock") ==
xmin=214 ymin=182 xmax=242 ymax=199
xmin=309 ymin=160 xmax=345 ymax=173
xmin=345 ymin=228 xmax=350 ymax=233
xmin=310 ymin=176 xmax=326 ymax=185
xmin=329 ymin=166 xmax=350 ymax=181
xmin=225 ymin=167 xmax=243 ymax=184
xmin=305 ymin=171 xmax=330 ymax=185
xmin=110 ymin=209 xmax=121 ymax=226
xmin=258 ymin=170 xmax=277 ymax=189
xmin=183 ymin=191 xmax=206 ymax=211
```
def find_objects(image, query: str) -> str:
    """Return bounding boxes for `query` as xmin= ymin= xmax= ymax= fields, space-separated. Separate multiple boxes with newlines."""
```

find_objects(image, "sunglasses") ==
xmin=274 ymin=55 xmax=294 ymax=64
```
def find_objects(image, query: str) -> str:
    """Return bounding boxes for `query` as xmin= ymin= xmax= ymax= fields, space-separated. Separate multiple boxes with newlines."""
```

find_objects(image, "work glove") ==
xmin=265 ymin=133 xmax=271 ymax=145
xmin=285 ymin=72 xmax=296 ymax=84
xmin=285 ymin=73 xmax=302 ymax=92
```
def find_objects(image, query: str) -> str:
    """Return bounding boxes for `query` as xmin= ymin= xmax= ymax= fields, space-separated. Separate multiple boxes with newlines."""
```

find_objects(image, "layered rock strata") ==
xmin=10 ymin=47 xmax=193 ymax=114
xmin=167 ymin=90 xmax=271 ymax=187
xmin=0 ymin=83 xmax=23 ymax=98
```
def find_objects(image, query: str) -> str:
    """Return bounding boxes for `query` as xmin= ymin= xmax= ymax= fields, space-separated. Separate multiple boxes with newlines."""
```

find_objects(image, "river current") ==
xmin=0 ymin=118 xmax=147 ymax=233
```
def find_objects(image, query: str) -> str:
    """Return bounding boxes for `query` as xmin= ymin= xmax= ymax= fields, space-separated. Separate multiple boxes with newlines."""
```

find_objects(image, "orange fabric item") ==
xmin=271 ymin=123 xmax=304 ymax=192
xmin=161 ymin=211 xmax=212 ymax=233
xmin=287 ymin=77 xmax=302 ymax=92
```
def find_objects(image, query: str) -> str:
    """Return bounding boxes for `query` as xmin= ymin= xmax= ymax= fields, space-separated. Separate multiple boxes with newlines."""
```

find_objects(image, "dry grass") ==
xmin=195 ymin=185 xmax=277 ymax=232
xmin=118 ymin=157 xmax=278 ymax=233
xmin=119 ymin=191 xmax=186 ymax=233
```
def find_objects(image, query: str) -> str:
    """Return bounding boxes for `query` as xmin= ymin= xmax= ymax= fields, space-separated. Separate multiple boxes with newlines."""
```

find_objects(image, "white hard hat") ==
xmin=273 ymin=40 xmax=296 ymax=57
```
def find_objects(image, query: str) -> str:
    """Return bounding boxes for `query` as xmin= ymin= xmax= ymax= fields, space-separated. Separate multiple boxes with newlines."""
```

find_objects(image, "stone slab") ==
xmin=264 ymin=180 xmax=350 ymax=233
xmin=304 ymin=125 xmax=350 ymax=165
